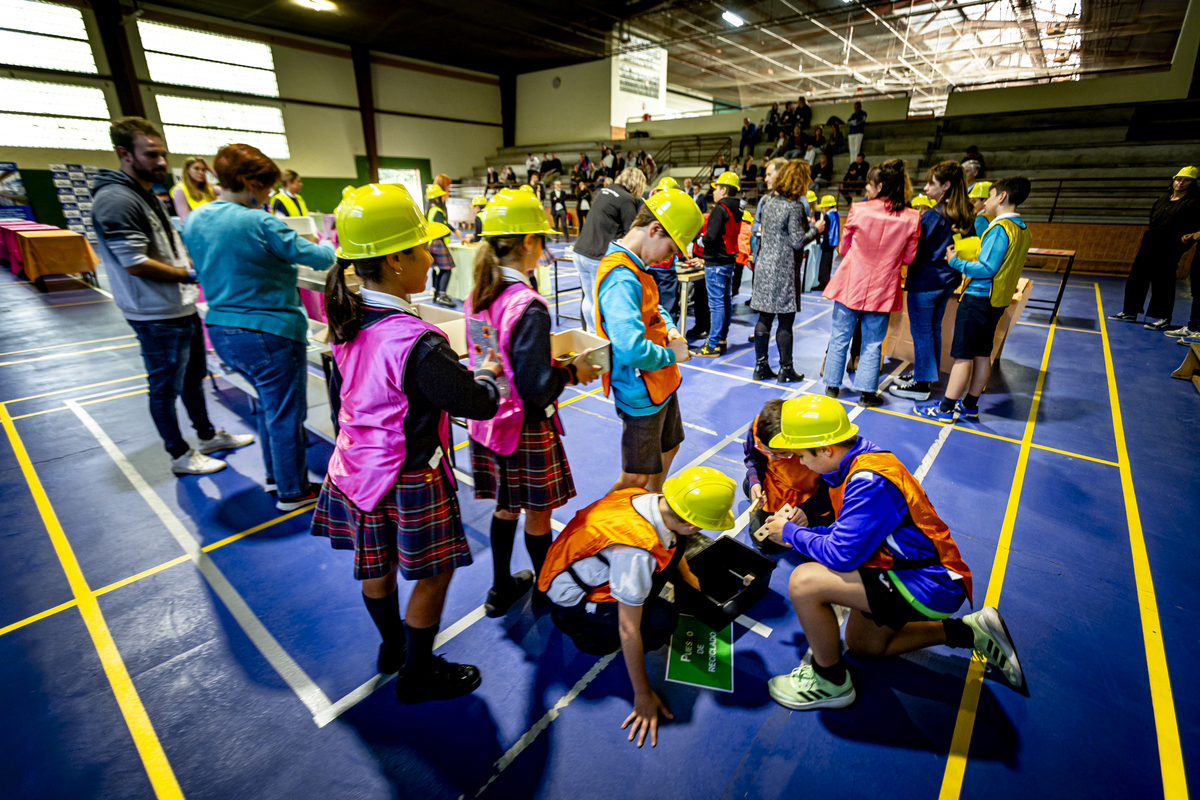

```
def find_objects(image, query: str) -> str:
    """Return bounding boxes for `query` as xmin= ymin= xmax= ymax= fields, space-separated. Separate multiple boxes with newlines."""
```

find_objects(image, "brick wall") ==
xmin=1025 ymin=221 xmax=1194 ymax=277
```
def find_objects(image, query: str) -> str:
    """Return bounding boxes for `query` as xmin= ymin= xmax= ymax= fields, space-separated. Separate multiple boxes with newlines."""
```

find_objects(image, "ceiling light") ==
xmin=722 ymin=11 xmax=744 ymax=27
xmin=295 ymin=0 xmax=336 ymax=10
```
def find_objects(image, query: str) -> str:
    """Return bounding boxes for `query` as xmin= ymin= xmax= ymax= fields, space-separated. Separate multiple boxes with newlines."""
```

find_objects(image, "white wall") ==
xmin=374 ymin=58 xmax=501 ymax=124
xmin=376 ymin=114 xmax=502 ymax=182
xmin=516 ymin=60 xmax=612 ymax=146
xmin=610 ymin=45 xmax=668 ymax=129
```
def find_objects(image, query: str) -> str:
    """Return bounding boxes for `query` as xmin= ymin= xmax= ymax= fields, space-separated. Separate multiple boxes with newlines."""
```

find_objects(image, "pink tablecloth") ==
xmin=1 ymin=222 xmax=58 ymax=273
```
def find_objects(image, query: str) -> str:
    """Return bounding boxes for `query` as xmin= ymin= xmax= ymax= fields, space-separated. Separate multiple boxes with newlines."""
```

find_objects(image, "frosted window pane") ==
xmin=1 ymin=0 xmax=88 ymax=39
xmin=0 ymin=30 xmax=97 ymax=73
xmin=0 ymin=114 xmax=110 ymax=149
xmin=157 ymin=95 xmax=284 ymax=133
xmin=0 ymin=78 xmax=109 ymax=117
xmin=137 ymin=20 xmax=275 ymax=70
xmin=143 ymin=51 xmax=278 ymax=97
xmin=162 ymin=125 xmax=290 ymax=160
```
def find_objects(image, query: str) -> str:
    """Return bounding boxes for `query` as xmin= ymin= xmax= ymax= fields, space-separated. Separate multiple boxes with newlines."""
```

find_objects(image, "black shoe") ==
xmin=484 ymin=570 xmax=534 ymax=617
xmin=1143 ymin=317 xmax=1172 ymax=331
xmin=825 ymin=386 xmax=840 ymax=399
xmin=777 ymin=365 xmax=803 ymax=384
xmin=857 ymin=391 xmax=884 ymax=408
xmin=394 ymin=656 xmax=481 ymax=704
xmin=752 ymin=359 xmax=777 ymax=381
xmin=1107 ymin=311 xmax=1139 ymax=322
xmin=377 ymin=641 xmax=405 ymax=675
xmin=276 ymin=482 xmax=321 ymax=511
xmin=433 ymin=292 xmax=455 ymax=308
xmin=685 ymin=327 xmax=708 ymax=340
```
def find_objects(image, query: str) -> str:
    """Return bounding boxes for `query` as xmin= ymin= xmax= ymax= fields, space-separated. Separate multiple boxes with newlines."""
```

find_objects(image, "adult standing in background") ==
xmin=270 ymin=170 xmax=308 ymax=218
xmin=962 ymin=158 xmax=983 ymax=192
xmin=93 ymin=117 xmax=252 ymax=475
xmin=183 ymin=143 xmax=337 ymax=509
xmin=739 ymin=118 xmax=759 ymax=158
xmin=572 ymin=167 xmax=645 ymax=331
xmin=575 ymin=180 xmax=591 ymax=229
xmin=171 ymin=156 xmax=217 ymax=221
xmin=693 ymin=170 xmax=742 ymax=357
xmin=847 ymin=101 xmax=867 ymax=162
xmin=795 ymin=97 xmax=813 ymax=131
xmin=549 ymin=179 xmax=569 ymax=242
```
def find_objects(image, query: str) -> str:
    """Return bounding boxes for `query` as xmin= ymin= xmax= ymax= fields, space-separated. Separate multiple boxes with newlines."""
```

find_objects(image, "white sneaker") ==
xmin=1163 ymin=326 xmax=1200 ymax=339
xmin=264 ymin=480 xmax=277 ymax=494
xmin=198 ymin=429 xmax=255 ymax=454
xmin=170 ymin=449 xmax=226 ymax=475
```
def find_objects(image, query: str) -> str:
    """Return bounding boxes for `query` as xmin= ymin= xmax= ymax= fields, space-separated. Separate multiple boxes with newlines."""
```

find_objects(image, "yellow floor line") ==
xmin=0 ymin=599 xmax=79 ymax=636
xmin=92 ymin=555 xmax=192 ymax=598
xmin=1015 ymin=321 xmax=1100 ymax=335
xmin=0 ymin=334 xmax=136 ymax=358
xmin=0 ymin=342 xmax=139 ymax=368
xmin=1095 ymin=284 xmax=1188 ymax=799
xmin=938 ymin=317 xmax=1057 ymax=799
xmin=3 ymin=373 xmax=148 ymax=405
xmin=1029 ymin=443 xmax=1118 ymax=467
xmin=0 ymin=403 xmax=184 ymax=799
xmin=11 ymin=389 xmax=149 ymax=420
xmin=201 ymin=506 xmax=316 ymax=553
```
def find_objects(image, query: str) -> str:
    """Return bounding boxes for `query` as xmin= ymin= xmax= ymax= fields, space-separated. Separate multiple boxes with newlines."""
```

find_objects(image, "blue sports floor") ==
xmin=0 ymin=252 xmax=1196 ymax=799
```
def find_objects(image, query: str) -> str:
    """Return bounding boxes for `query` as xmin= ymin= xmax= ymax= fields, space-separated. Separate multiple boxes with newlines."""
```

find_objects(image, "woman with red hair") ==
xmin=182 ymin=143 xmax=337 ymax=510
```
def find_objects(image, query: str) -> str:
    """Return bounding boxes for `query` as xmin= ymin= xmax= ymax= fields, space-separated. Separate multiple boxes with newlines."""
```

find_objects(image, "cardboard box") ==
xmin=672 ymin=537 xmax=777 ymax=629
xmin=550 ymin=328 xmax=611 ymax=373
xmin=278 ymin=215 xmax=318 ymax=237
xmin=414 ymin=303 xmax=467 ymax=359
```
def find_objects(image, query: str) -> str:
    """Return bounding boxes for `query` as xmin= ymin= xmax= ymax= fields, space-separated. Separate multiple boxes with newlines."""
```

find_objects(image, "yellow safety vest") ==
xmin=427 ymin=205 xmax=450 ymax=241
xmin=172 ymin=183 xmax=214 ymax=210
xmin=979 ymin=218 xmax=1032 ymax=307
xmin=271 ymin=191 xmax=309 ymax=217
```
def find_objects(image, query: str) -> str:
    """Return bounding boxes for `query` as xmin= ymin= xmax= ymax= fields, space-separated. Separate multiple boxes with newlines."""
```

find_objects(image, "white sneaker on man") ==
xmin=170 ymin=449 xmax=226 ymax=475
xmin=1163 ymin=325 xmax=1200 ymax=339
xmin=198 ymin=429 xmax=255 ymax=454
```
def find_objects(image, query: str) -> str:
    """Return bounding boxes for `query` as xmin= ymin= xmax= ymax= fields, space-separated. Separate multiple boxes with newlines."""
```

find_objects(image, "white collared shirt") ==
xmin=360 ymin=287 xmax=416 ymax=315
xmin=500 ymin=266 xmax=532 ymax=287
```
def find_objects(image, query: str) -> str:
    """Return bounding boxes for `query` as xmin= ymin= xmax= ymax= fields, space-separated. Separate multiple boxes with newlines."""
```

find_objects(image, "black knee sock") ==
xmin=362 ymin=589 xmax=404 ymax=648
xmin=963 ymin=393 xmax=980 ymax=410
xmin=811 ymin=657 xmax=848 ymax=684
xmin=403 ymin=621 xmax=440 ymax=675
xmin=490 ymin=515 xmax=519 ymax=589
xmin=525 ymin=531 xmax=552 ymax=581
xmin=943 ymin=618 xmax=974 ymax=649
xmin=939 ymin=396 xmax=956 ymax=413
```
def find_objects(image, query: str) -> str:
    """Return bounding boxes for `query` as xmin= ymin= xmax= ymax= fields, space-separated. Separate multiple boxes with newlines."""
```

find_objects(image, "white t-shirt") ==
xmin=548 ymin=493 xmax=675 ymax=608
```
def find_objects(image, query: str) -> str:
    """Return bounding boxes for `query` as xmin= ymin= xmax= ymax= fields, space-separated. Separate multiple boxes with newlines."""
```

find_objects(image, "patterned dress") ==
xmin=750 ymin=193 xmax=816 ymax=314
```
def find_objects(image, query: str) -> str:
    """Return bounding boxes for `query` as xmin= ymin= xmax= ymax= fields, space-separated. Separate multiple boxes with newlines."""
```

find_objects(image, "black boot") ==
xmin=752 ymin=359 xmax=776 ymax=381
xmin=777 ymin=365 xmax=803 ymax=383
xmin=394 ymin=656 xmax=482 ymax=704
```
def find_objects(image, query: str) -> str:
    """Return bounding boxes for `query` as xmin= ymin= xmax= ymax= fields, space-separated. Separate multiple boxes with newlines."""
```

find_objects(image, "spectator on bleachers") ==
xmin=529 ymin=173 xmax=545 ymax=202
xmin=575 ymin=180 xmax=592 ymax=228
xmin=549 ymin=180 xmax=569 ymax=242
xmin=780 ymin=101 xmax=795 ymax=131
xmin=824 ymin=122 xmax=846 ymax=157
xmin=847 ymin=102 xmax=867 ymax=162
xmin=782 ymin=125 xmax=806 ymax=159
xmin=739 ymin=118 xmax=759 ymax=158
xmin=640 ymin=149 xmax=656 ymax=181
xmin=501 ymin=166 xmax=517 ymax=185
xmin=600 ymin=145 xmax=615 ymax=177
xmin=795 ymin=97 xmax=813 ymax=131
xmin=542 ymin=153 xmax=562 ymax=185
xmin=963 ymin=159 xmax=982 ymax=192
xmin=576 ymin=152 xmax=593 ymax=180
xmin=614 ymin=151 xmax=626 ymax=175
xmin=765 ymin=102 xmax=781 ymax=143
xmin=486 ymin=166 xmax=499 ymax=187
xmin=840 ymin=153 xmax=870 ymax=200
xmin=526 ymin=153 xmax=540 ymax=180
xmin=742 ymin=155 xmax=758 ymax=188
xmin=964 ymin=146 xmax=986 ymax=177
xmin=572 ymin=167 xmax=645 ymax=331
xmin=812 ymin=153 xmax=834 ymax=189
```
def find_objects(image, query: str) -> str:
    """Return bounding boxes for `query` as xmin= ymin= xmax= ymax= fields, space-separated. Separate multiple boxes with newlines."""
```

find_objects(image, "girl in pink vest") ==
xmin=465 ymin=187 xmax=600 ymax=617
xmin=311 ymin=184 xmax=503 ymax=705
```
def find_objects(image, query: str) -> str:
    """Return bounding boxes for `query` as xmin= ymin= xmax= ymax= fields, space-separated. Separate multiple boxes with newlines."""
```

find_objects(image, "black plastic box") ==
xmin=674 ymin=536 xmax=778 ymax=629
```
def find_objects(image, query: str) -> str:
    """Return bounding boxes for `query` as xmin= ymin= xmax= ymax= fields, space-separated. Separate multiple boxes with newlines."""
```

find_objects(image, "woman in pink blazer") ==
xmin=821 ymin=159 xmax=920 ymax=406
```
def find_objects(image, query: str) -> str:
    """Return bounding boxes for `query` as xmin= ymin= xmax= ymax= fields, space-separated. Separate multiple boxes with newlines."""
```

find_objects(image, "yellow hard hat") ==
xmin=911 ymin=194 xmax=935 ymax=209
xmin=426 ymin=183 xmax=447 ymax=200
xmin=768 ymin=395 xmax=859 ymax=450
xmin=806 ymin=190 xmax=818 ymax=204
xmin=335 ymin=183 xmax=450 ymax=260
xmin=642 ymin=188 xmax=704 ymax=252
xmin=711 ymin=171 xmax=741 ymax=191
xmin=742 ymin=210 xmax=754 ymax=223
xmin=481 ymin=187 xmax=559 ymax=237
xmin=818 ymin=195 xmax=837 ymax=209
xmin=952 ymin=233 xmax=981 ymax=262
xmin=519 ymin=184 xmax=536 ymax=193
xmin=968 ymin=181 xmax=993 ymax=200
xmin=1175 ymin=166 xmax=1199 ymax=180
xmin=656 ymin=176 xmax=679 ymax=193
xmin=662 ymin=466 xmax=736 ymax=531
xmin=471 ymin=194 xmax=489 ymax=207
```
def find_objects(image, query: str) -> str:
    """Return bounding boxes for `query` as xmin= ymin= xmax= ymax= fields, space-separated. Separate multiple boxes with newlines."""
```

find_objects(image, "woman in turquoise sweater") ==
xmin=182 ymin=144 xmax=336 ymax=510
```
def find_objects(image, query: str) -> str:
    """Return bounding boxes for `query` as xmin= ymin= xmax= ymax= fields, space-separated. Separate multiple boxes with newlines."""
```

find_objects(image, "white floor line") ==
xmin=476 ymin=652 xmax=619 ymax=795
xmin=715 ymin=305 xmax=835 ymax=368
xmin=682 ymin=421 xmax=719 ymax=436
xmin=847 ymin=361 xmax=909 ymax=421
xmin=913 ymin=423 xmax=953 ymax=484
xmin=735 ymin=615 xmax=773 ymax=637
xmin=680 ymin=361 xmax=794 ymax=391
xmin=67 ymin=401 xmax=334 ymax=719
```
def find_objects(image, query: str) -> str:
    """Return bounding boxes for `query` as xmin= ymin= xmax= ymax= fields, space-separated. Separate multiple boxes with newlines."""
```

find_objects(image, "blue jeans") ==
xmin=822 ymin=302 xmax=890 ymax=392
xmin=128 ymin=313 xmax=214 ymax=458
xmin=208 ymin=326 xmax=309 ymax=497
xmin=907 ymin=285 xmax=957 ymax=383
xmin=705 ymin=261 xmax=736 ymax=349
xmin=649 ymin=268 xmax=680 ymax=324
xmin=573 ymin=252 xmax=601 ymax=332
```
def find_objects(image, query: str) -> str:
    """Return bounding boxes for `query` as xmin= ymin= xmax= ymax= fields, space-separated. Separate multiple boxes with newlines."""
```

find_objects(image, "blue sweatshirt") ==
xmin=183 ymin=200 xmax=336 ymax=343
xmin=782 ymin=437 xmax=968 ymax=616
xmin=905 ymin=204 xmax=958 ymax=293
xmin=949 ymin=213 xmax=1025 ymax=299
xmin=596 ymin=241 xmax=678 ymax=416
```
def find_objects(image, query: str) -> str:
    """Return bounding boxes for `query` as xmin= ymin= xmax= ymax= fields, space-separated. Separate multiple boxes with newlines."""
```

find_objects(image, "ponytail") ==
xmin=876 ymin=158 xmax=911 ymax=213
xmin=927 ymin=160 xmax=974 ymax=235
xmin=472 ymin=234 xmax=533 ymax=312
xmin=324 ymin=260 xmax=364 ymax=344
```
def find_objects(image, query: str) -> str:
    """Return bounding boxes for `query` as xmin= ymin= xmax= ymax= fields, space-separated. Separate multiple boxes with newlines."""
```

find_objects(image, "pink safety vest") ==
xmin=464 ymin=280 xmax=556 ymax=455
xmin=326 ymin=311 xmax=453 ymax=511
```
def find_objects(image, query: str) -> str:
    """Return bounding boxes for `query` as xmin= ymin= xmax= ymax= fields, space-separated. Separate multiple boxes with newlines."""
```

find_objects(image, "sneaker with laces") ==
xmin=889 ymin=377 xmax=931 ymax=401
xmin=1143 ymin=318 xmax=1172 ymax=330
xmin=954 ymin=399 xmax=980 ymax=422
xmin=913 ymin=403 xmax=955 ymax=423
xmin=197 ymin=428 xmax=255 ymax=454
xmin=768 ymin=662 xmax=856 ymax=710
xmin=1107 ymin=312 xmax=1139 ymax=322
xmin=963 ymin=607 xmax=1024 ymax=689
xmin=1164 ymin=325 xmax=1200 ymax=338
xmin=394 ymin=655 xmax=482 ymax=704
xmin=276 ymin=482 xmax=321 ymax=511
xmin=690 ymin=344 xmax=723 ymax=357
xmin=170 ymin=449 xmax=226 ymax=475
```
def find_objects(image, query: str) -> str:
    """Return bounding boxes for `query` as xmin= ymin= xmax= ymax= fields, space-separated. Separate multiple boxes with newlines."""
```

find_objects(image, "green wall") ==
xmin=20 ymin=170 xmax=69 ymax=228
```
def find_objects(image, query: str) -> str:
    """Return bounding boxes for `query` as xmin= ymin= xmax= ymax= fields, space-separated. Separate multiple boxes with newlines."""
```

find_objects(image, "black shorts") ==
xmin=858 ymin=568 xmax=937 ymax=630
xmin=951 ymin=294 xmax=1007 ymax=359
xmin=616 ymin=393 xmax=685 ymax=475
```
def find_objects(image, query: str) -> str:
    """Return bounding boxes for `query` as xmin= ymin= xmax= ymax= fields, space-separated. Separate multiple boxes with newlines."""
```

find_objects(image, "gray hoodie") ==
xmin=91 ymin=168 xmax=197 ymax=321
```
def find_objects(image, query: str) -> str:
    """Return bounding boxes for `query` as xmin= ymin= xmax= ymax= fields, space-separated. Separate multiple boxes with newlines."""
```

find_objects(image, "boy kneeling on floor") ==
xmin=763 ymin=395 xmax=1024 ymax=710
xmin=538 ymin=466 xmax=735 ymax=747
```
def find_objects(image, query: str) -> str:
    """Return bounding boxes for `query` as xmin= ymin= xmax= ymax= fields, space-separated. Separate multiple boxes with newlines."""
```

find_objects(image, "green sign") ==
xmin=665 ymin=615 xmax=734 ymax=692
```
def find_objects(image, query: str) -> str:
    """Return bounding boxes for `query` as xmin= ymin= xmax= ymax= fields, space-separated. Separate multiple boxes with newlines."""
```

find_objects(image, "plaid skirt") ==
xmin=429 ymin=238 xmax=454 ymax=272
xmin=470 ymin=416 xmax=575 ymax=513
xmin=311 ymin=468 xmax=472 ymax=581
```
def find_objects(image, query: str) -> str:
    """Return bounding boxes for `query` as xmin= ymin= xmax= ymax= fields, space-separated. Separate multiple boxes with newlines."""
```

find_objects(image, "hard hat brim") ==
xmin=483 ymin=225 xmax=561 ymax=237
xmin=335 ymin=220 xmax=452 ymax=260
xmin=767 ymin=421 xmax=859 ymax=451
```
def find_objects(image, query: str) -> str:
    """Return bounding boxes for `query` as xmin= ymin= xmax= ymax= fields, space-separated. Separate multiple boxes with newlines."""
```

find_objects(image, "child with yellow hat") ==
xmin=425 ymin=182 xmax=456 ymax=307
xmin=762 ymin=395 xmax=1023 ymax=710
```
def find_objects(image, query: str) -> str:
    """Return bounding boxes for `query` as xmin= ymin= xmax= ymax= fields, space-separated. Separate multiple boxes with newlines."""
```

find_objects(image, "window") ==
xmin=0 ymin=78 xmax=110 ymax=149
xmin=0 ymin=0 xmax=98 ymax=73
xmin=137 ymin=20 xmax=279 ymax=97
xmin=157 ymin=95 xmax=290 ymax=159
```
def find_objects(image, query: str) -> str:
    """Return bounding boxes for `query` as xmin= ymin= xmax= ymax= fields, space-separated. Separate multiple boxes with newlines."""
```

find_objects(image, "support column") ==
xmin=352 ymin=45 xmax=379 ymax=184
xmin=92 ymin=0 xmax=145 ymax=118
xmin=500 ymin=71 xmax=516 ymax=148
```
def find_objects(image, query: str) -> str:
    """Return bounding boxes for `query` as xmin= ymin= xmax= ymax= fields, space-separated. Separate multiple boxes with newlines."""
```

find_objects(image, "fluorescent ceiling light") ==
xmin=296 ymin=0 xmax=336 ymax=10
xmin=721 ymin=11 xmax=744 ymax=27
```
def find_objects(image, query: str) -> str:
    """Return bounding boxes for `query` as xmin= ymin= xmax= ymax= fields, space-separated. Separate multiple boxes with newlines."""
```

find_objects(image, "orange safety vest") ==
xmin=752 ymin=415 xmax=823 ymax=513
xmin=829 ymin=450 xmax=973 ymax=603
xmin=594 ymin=249 xmax=683 ymax=406
xmin=537 ymin=488 xmax=677 ymax=603
xmin=736 ymin=220 xmax=752 ymax=265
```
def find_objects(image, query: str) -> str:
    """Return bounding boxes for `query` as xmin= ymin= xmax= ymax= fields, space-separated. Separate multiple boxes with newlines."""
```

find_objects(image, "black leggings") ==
xmin=755 ymin=311 xmax=795 ymax=366
xmin=434 ymin=268 xmax=452 ymax=293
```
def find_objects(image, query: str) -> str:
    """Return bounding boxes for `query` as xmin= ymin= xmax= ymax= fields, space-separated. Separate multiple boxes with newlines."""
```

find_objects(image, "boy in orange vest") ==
xmin=538 ymin=467 xmax=735 ymax=748
xmin=763 ymin=395 xmax=1023 ymax=710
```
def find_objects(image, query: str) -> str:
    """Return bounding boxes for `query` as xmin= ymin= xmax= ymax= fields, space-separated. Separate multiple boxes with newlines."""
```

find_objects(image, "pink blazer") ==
xmin=825 ymin=198 xmax=920 ymax=313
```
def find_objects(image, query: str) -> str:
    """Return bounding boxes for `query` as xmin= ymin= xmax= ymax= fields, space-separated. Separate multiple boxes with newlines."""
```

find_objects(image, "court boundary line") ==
xmin=0 ymin=342 xmax=139 ymax=368
xmin=0 ymin=334 xmax=135 ymax=358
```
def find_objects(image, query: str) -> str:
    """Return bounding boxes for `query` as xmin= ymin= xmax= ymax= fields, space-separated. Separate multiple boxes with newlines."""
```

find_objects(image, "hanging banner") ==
xmin=0 ymin=162 xmax=35 ymax=221
xmin=665 ymin=614 xmax=735 ymax=692
xmin=49 ymin=162 xmax=99 ymax=243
